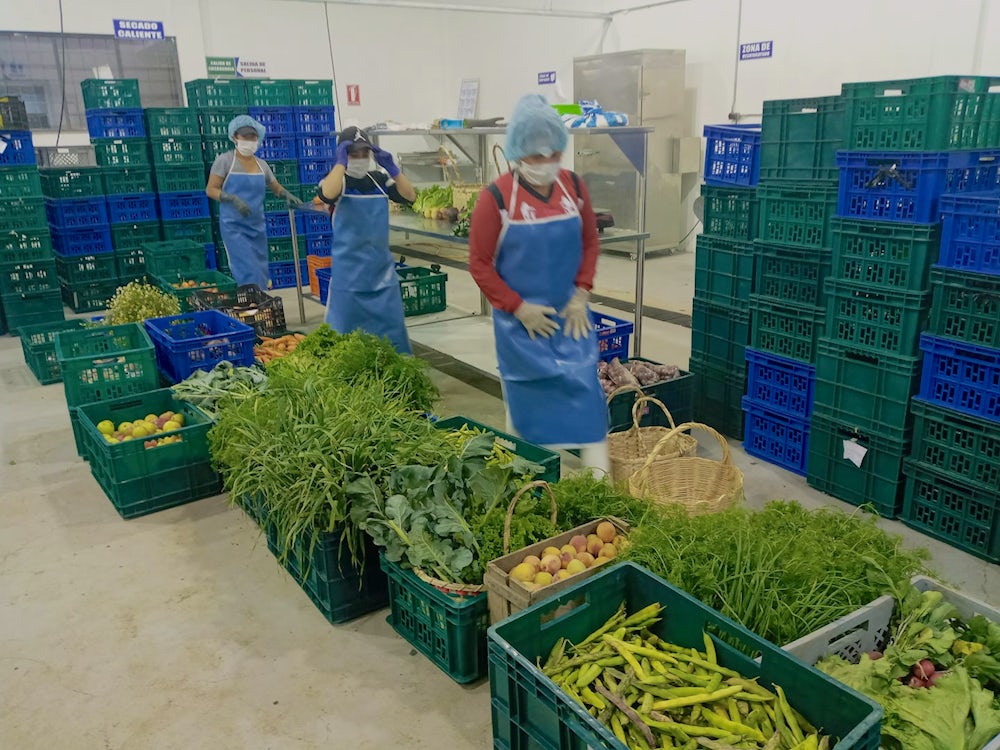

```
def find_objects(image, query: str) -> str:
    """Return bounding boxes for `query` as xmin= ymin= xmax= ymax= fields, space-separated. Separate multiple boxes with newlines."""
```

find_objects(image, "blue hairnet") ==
xmin=505 ymin=94 xmax=568 ymax=162
xmin=228 ymin=115 xmax=266 ymax=142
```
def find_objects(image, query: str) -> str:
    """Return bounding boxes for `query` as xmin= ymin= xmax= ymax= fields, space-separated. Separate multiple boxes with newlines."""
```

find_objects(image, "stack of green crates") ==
xmin=0 ymin=126 xmax=64 ymax=334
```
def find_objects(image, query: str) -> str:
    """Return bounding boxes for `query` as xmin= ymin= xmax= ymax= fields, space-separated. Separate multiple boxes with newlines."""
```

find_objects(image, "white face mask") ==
xmin=519 ymin=160 xmax=561 ymax=187
xmin=346 ymin=156 xmax=373 ymax=179
xmin=235 ymin=139 xmax=259 ymax=156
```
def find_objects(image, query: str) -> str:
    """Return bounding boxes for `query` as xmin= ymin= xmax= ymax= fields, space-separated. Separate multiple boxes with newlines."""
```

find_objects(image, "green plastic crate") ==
xmin=824 ymin=280 xmax=930 ymax=358
xmin=690 ymin=353 xmax=746 ymax=440
xmin=489 ymin=562 xmax=883 ymax=750
xmin=699 ymin=183 xmax=759 ymax=241
xmin=0 ymin=259 xmax=59 ymax=296
xmin=142 ymin=239 xmax=207 ymax=277
xmin=928 ymin=266 xmax=1000 ymax=349
xmin=757 ymin=182 xmax=838 ymax=250
xmin=115 ymin=248 xmax=147 ymax=281
xmin=154 ymin=270 xmax=237 ymax=312
xmin=268 ymin=160 xmax=299 ymax=186
xmin=690 ymin=296 xmax=751 ymax=369
xmin=111 ymin=221 xmax=161 ymax=253
xmin=266 ymin=235 xmax=304 ymax=263
xmin=1 ymin=166 xmax=43 ymax=199
xmin=101 ymin=166 xmax=155 ymax=195
xmin=93 ymin=138 xmax=151 ymax=168
xmin=149 ymin=136 xmax=202 ymax=166
xmin=91 ymin=458 xmax=220 ymax=519
xmin=760 ymin=95 xmax=845 ymax=182
xmin=902 ymin=459 xmax=1000 ymax=563
xmin=807 ymin=411 xmax=910 ymax=518
xmin=60 ymin=279 xmax=120 ymax=314
xmin=291 ymin=79 xmax=334 ymax=106
xmin=39 ymin=167 xmax=102 ymax=198
xmin=54 ymin=253 xmax=117 ymax=285
xmin=753 ymin=241 xmax=831 ymax=308
xmin=433 ymin=416 xmax=561 ymax=484
xmin=842 ymin=75 xmax=1000 ymax=151
xmin=0 ymin=226 xmax=53 ymax=264
xmin=196 ymin=108 xmax=245 ymax=137
xmin=909 ymin=397 xmax=1000 ymax=492
xmin=2 ymin=290 xmax=63 ymax=335
xmin=750 ymin=295 xmax=826 ymax=364
xmin=160 ymin=219 xmax=213 ymax=246
xmin=265 ymin=185 xmax=306 ymax=212
xmin=69 ymin=407 xmax=88 ymax=458
xmin=81 ymin=78 xmax=141 ymax=110
xmin=19 ymin=318 xmax=88 ymax=385
xmin=247 ymin=80 xmax=292 ymax=107
xmin=153 ymin=164 xmax=205 ymax=193
xmin=813 ymin=338 xmax=921 ymax=442
xmin=54 ymin=322 xmax=159 ymax=408
xmin=693 ymin=235 xmax=754 ymax=305
xmin=831 ymin=219 xmax=941 ymax=292
xmin=380 ymin=554 xmax=489 ymax=684
xmin=0 ymin=198 xmax=47 ymax=234
xmin=201 ymin=136 xmax=232 ymax=163
xmin=607 ymin=360 xmax=694 ymax=432
xmin=144 ymin=107 xmax=200 ymax=138
xmin=186 ymin=79 xmax=247 ymax=109
xmin=398 ymin=266 xmax=448 ymax=317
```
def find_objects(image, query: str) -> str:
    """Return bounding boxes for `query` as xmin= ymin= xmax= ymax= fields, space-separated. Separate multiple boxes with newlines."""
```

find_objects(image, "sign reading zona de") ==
xmin=114 ymin=19 xmax=165 ymax=40
xmin=739 ymin=40 xmax=773 ymax=61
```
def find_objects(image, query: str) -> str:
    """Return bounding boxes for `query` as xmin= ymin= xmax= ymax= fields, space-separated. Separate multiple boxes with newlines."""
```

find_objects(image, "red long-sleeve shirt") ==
xmin=468 ymin=170 xmax=600 ymax=313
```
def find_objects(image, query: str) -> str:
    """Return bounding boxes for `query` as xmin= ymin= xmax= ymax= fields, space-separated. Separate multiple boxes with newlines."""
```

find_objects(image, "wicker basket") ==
xmin=627 ymin=422 xmax=744 ymax=516
xmin=439 ymin=146 xmax=485 ymax=213
xmin=607 ymin=386 xmax=697 ymax=484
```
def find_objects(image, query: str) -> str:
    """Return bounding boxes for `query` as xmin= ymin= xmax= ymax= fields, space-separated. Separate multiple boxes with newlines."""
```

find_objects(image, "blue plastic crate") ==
xmin=269 ymin=259 xmax=308 ymax=289
xmin=306 ymin=232 xmax=332 ymax=257
xmin=144 ymin=309 xmax=255 ymax=383
xmin=85 ymin=108 xmax=146 ymax=139
xmin=44 ymin=197 xmax=109 ymax=230
xmin=741 ymin=398 xmax=811 ymax=476
xmin=0 ymin=130 xmax=35 ymax=166
xmin=315 ymin=266 xmax=330 ymax=302
xmin=51 ymin=226 xmax=113 ymax=257
xmin=106 ymin=193 xmax=158 ymax=224
xmin=918 ymin=333 xmax=1000 ymax=424
xmin=246 ymin=107 xmax=296 ymax=136
xmin=293 ymin=106 xmax=336 ymax=135
xmin=264 ymin=211 xmax=306 ymax=237
xmin=158 ymin=191 xmax=210 ymax=221
xmin=703 ymin=123 xmax=762 ymax=186
xmin=204 ymin=242 xmax=217 ymax=270
xmin=298 ymin=159 xmax=338 ymax=185
xmin=301 ymin=209 xmax=331 ymax=235
xmin=593 ymin=311 xmax=634 ymax=362
xmin=745 ymin=347 xmax=816 ymax=419
xmin=836 ymin=149 xmax=1000 ymax=223
xmin=296 ymin=134 xmax=338 ymax=160
xmin=939 ymin=191 xmax=1000 ymax=275
xmin=256 ymin=135 xmax=297 ymax=161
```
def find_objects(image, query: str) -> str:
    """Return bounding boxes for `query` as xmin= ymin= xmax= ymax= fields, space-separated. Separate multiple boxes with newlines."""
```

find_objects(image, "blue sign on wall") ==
xmin=113 ymin=19 xmax=165 ymax=40
xmin=739 ymin=40 xmax=773 ymax=60
xmin=538 ymin=71 xmax=557 ymax=85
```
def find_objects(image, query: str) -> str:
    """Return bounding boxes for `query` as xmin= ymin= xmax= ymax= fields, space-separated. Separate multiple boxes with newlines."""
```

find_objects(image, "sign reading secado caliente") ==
xmin=113 ymin=19 xmax=165 ymax=40
xmin=739 ymin=40 xmax=773 ymax=60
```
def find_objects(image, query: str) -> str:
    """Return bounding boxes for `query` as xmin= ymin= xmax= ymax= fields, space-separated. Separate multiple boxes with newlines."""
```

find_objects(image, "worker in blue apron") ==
xmin=468 ymin=95 xmax=609 ymax=471
xmin=316 ymin=127 xmax=415 ymax=354
xmin=206 ymin=115 xmax=304 ymax=289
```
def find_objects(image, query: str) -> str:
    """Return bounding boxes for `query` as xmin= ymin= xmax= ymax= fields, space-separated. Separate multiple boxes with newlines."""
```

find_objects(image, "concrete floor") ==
xmin=2 ymin=254 xmax=998 ymax=748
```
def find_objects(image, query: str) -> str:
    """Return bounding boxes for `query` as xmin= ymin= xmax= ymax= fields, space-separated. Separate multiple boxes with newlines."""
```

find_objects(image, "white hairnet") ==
xmin=504 ymin=94 xmax=568 ymax=162
xmin=228 ymin=115 xmax=266 ymax=142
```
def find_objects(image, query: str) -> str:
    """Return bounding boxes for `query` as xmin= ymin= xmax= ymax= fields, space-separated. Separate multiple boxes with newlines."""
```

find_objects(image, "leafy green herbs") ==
xmin=171 ymin=361 xmax=267 ymax=418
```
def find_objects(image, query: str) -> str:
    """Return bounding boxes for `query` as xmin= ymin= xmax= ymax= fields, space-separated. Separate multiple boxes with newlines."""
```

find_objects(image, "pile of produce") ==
xmin=171 ymin=361 xmax=267 ymax=419
xmin=542 ymin=602 xmax=834 ymax=749
xmin=411 ymin=184 xmax=456 ymax=219
xmin=95 ymin=410 xmax=185 ymax=448
xmin=621 ymin=500 xmax=929 ymax=646
xmin=453 ymin=191 xmax=478 ymax=238
xmin=254 ymin=332 xmax=305 ymax=365
xmin=507 ymin=520 xmax=624 ymax=591
xmin=599 ymin=357 xmax=681 ymax=394
xmin=169 ymin=279 xmax=219 ymax=290
xmin=103 ymin=280 xmax=180 ymax=325
xmin=818 ymin=578 xmax=1000 ymax=749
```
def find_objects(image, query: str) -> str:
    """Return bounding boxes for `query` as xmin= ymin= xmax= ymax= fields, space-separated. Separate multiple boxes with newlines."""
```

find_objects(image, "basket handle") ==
xmin=437 ymin=145 xmax=462 ymax=184
xmin=493 ymin=143 xmax=510 ymax=177
xmin=503 ymin=480 xmax=558 ymax=555
xmin=605 ymin=383 xmax=643 ymax=406
xmin=630 ymin=395 xmax=678 ymax=431
xmin=638 ymin=422 xmax=731 ymax=474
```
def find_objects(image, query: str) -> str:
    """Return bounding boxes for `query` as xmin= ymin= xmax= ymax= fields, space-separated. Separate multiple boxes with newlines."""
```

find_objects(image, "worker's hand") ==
xmin=559 ymin=287 xmax=591 ymax=341
xmin=335 ymin=141 xmax=352 ymax=168
xmin=283 ymin=191 xmax=304 ymax=209
xmin=513 ymin=301 xmax=560 ymax=340
xmin=220 ymin=191 xmax=252 ymax=217
xmin=373 ymin=146 xmax=401 ymax=178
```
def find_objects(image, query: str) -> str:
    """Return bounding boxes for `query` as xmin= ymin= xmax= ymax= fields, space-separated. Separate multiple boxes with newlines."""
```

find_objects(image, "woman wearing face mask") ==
xmin=316 ymin=126 xmax=416 ymax=354
xmin=205 ymin=114 xmax=304 ymax=289
xmin=468 ymin=94 xmax=609 ymax=472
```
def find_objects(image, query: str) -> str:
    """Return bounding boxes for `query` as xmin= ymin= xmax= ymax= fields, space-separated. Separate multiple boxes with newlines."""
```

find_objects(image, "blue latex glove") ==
xmin=335 ymin=141 xmax=352 ymax=168
xmin=373 ymin=146 xmax=401 ymax=178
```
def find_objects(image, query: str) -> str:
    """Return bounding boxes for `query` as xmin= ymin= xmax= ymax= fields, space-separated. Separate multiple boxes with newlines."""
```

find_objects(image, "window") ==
xmin=0 ymin=31 xmax=183 ymax=131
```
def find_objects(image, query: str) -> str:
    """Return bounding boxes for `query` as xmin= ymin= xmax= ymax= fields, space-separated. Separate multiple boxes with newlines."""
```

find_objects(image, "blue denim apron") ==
xmin=219 ymin=154 xmax=269 ymax=289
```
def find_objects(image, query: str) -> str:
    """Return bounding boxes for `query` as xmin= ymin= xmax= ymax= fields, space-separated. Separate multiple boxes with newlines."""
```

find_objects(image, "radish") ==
xmin=866 ymin=650 xmax=884 ymax=661
xmin=913 ymin=659 xmax=936 ymax=680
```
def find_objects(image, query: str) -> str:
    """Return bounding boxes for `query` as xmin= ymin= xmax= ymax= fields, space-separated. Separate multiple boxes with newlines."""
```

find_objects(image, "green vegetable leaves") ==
xmin=171 ymin=361 xmax=267 ymax=418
